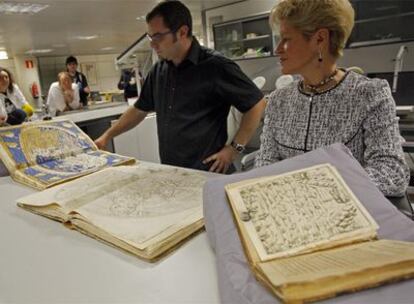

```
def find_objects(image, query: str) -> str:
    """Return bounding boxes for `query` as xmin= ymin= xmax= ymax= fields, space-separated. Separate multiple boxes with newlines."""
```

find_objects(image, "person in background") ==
xmin=0 ymin=99 xmax=7 ymax=126
xmin=0 ymin=67 xmax=33 ymax=125
xmin=65 ymin=56 xmax=90 ymax=106
xmin=255 ymin=0 xmax=409 ymax=197
xmin=118 ymin=68 xmax=139 ymax=101
xmin=46 ymin=72 xmax=80 ymax=115
xmin=95 ymin=0 xmax=266 ymax=173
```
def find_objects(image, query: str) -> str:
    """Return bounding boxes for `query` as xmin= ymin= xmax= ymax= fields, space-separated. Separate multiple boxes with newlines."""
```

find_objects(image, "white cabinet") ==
xmin=112 ymin=113 xmax=160 ymax=163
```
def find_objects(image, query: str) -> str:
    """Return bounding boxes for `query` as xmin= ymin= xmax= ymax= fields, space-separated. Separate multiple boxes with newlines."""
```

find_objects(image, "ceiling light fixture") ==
xmin=136 ymin=15 xmax=146 ymax=21
xmin=101 ymin=47 xmax=115 ymax=51
xmin=0 ymin=51 xmax=8 ymax=60
xmin=376 ymin=5 xmax=398 ymax=11
xmin=0 ymin=2 xmax=49 ymax=14
xmin=75 ymin=35 xmax=98 ymax=40
xmin=25 ymin=49 xmax=53 ymax=54
xmin=51 ymin=44 xmax=66 ymax=48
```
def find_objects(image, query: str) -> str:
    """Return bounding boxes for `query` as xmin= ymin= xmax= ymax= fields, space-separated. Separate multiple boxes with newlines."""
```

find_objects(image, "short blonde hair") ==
xmin=270 ymin=0 xmax=355 ymax=58
xmin=58 ymin=71 xmax=70 ymax=81
xmin=58 ymin=71 xmax=72 ymax=89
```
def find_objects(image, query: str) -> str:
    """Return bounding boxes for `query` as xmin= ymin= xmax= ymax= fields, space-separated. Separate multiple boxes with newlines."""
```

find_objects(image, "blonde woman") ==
xmin=255 ymin=0 xmax=409 ymax=197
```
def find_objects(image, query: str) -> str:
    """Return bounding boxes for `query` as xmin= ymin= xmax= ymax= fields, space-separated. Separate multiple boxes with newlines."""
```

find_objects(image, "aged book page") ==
xmin=17 ymin=162 xmax=207 ymax=259
xmin=0 ymin=119 xmax=135 ymax=189
xmin=225 ymin=164 xmax=378 ymax=261
xmin=257 ymin=239 xmax=414 ymax=302
xmin=258 ymin=239 xmax=414 ymax=286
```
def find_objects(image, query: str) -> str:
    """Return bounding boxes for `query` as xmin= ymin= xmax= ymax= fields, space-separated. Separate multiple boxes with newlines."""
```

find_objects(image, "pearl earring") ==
xmin=318 ymin=49 xmax=323 ymax=62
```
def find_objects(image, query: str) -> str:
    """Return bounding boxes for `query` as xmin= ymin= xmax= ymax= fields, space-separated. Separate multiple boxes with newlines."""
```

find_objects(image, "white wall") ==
xmin=0 ymin=59 xmax=17 ymax=81
xmin=76 ymin=54 xmax=121 ymax=92
xmin=13 ymin=56 xmax=42 ymax=106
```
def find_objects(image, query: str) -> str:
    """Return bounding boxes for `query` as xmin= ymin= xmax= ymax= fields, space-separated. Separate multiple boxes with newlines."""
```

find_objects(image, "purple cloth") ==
xmin=203 ymin=143 xmax=414 ymax=304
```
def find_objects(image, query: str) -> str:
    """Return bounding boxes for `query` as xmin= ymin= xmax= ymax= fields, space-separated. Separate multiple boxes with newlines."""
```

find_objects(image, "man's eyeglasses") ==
xmin=146 ymin=30 xmax=175 ymax=43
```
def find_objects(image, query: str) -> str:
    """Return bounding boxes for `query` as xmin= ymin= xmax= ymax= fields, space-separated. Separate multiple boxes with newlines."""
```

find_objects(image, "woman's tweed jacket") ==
xmin=255 ymin=71 xmax=409 ymax=197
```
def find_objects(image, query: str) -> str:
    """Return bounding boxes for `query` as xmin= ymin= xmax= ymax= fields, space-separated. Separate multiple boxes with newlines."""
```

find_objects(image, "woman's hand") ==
xmin=63 ymin=89 xmax=74 ymax=105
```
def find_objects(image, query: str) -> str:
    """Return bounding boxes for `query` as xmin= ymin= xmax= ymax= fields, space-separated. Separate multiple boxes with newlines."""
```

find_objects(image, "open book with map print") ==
xmin=17 ymin=162 xmax=207 ymax=261
xmin=225 ymin=164 xmax=414 ymax=303
xmin=0 ymin=119 xmax=135 ymax=190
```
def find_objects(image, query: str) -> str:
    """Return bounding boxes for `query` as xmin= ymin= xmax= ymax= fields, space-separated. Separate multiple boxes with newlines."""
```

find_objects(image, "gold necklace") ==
xmin=301 ymin=69 xmax=338 ymax=93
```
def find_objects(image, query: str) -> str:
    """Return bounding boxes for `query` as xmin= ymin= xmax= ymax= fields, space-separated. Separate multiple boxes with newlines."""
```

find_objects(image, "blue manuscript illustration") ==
xmin=0 ymin=120 xmax=135 ymax=189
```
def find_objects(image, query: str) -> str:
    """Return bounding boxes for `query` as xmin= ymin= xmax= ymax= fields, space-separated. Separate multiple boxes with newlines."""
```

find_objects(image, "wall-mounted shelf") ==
xmin=213 ymin=14 xmax=275 ymax=60
xmin=242 ymin=34 xmax=270 ymax=42
xmin=347 ymin=1 xmax=414 ymax=48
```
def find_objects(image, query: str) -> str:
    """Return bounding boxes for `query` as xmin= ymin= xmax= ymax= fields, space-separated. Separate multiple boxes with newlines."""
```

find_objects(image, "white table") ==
xmin=58 ymin=102 xmax=130 ymax=153
xmin=59 ymin=102 xmax=128 ymax=123
xmin=0 ymin=177 xmax=219 ymax=304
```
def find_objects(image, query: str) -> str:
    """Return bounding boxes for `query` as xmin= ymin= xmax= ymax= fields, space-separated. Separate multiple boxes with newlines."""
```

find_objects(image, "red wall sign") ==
xmin=25 ymin=60 xmax=34 ymax=69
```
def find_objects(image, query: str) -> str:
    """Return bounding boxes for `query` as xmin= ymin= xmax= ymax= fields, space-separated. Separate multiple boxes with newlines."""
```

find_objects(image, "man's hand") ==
xmin=95 ymin=134 xmax=110 ymax=150
xmin=84 ymin=86 xmax=91 ymax=94
xmin=203 ymin=145 xmax=237 ymax=173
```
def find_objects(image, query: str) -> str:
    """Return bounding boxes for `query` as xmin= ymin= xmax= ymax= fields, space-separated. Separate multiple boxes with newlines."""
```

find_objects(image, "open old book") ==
xmin=225 ymin=164 xmax=414 ymax=303
xmin=17 ymin=162 xmax=207 ymax=261
xmin=0 ymin=119 xmax=135 ymax=189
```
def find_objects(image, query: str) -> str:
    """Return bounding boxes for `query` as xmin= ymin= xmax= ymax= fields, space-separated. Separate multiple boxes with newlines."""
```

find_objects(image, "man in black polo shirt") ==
xmin=95 ymin=1 xmax=265 ymax=173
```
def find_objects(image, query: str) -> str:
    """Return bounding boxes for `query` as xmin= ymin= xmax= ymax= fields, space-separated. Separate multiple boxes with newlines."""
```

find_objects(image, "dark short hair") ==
xmin=146 ymin=0 xmax=192 ymax=37
xmin=0 ymin=67 xmax=15 ymax=93
xmin=65 ymin=55 xmax=78 ymax=65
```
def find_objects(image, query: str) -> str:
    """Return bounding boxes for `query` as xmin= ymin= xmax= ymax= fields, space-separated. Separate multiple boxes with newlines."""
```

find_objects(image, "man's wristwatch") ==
xmin=230 ymin=140 xmax=246 ymax=154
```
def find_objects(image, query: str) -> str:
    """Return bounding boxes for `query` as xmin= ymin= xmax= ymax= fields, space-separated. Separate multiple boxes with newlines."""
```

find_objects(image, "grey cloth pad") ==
xmin=203 ymin=143 xmax=414 ymax=304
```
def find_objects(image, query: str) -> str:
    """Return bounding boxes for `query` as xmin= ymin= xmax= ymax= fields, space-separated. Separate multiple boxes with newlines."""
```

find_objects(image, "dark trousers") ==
xmin=7 ymin=109 xmax=26 ymax=125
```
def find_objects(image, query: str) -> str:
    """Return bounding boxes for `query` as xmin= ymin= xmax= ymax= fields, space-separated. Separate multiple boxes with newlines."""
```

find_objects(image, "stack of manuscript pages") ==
xmin=0 ymin=119 xmax=135 ymax=190
xmin=225 ymin=164 xmax=414 ymax=303
xmin=17 ymin=162 xmax=207 ymax=261
xmin=17 ymin=162 xmax=206 ymax=261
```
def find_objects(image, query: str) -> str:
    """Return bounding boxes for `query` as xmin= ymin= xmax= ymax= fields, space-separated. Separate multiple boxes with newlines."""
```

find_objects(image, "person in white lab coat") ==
xmin=47 ymin=71 xmax=80 ymax=116
xmin=0 ymin=67 xmax=33 ymax=125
